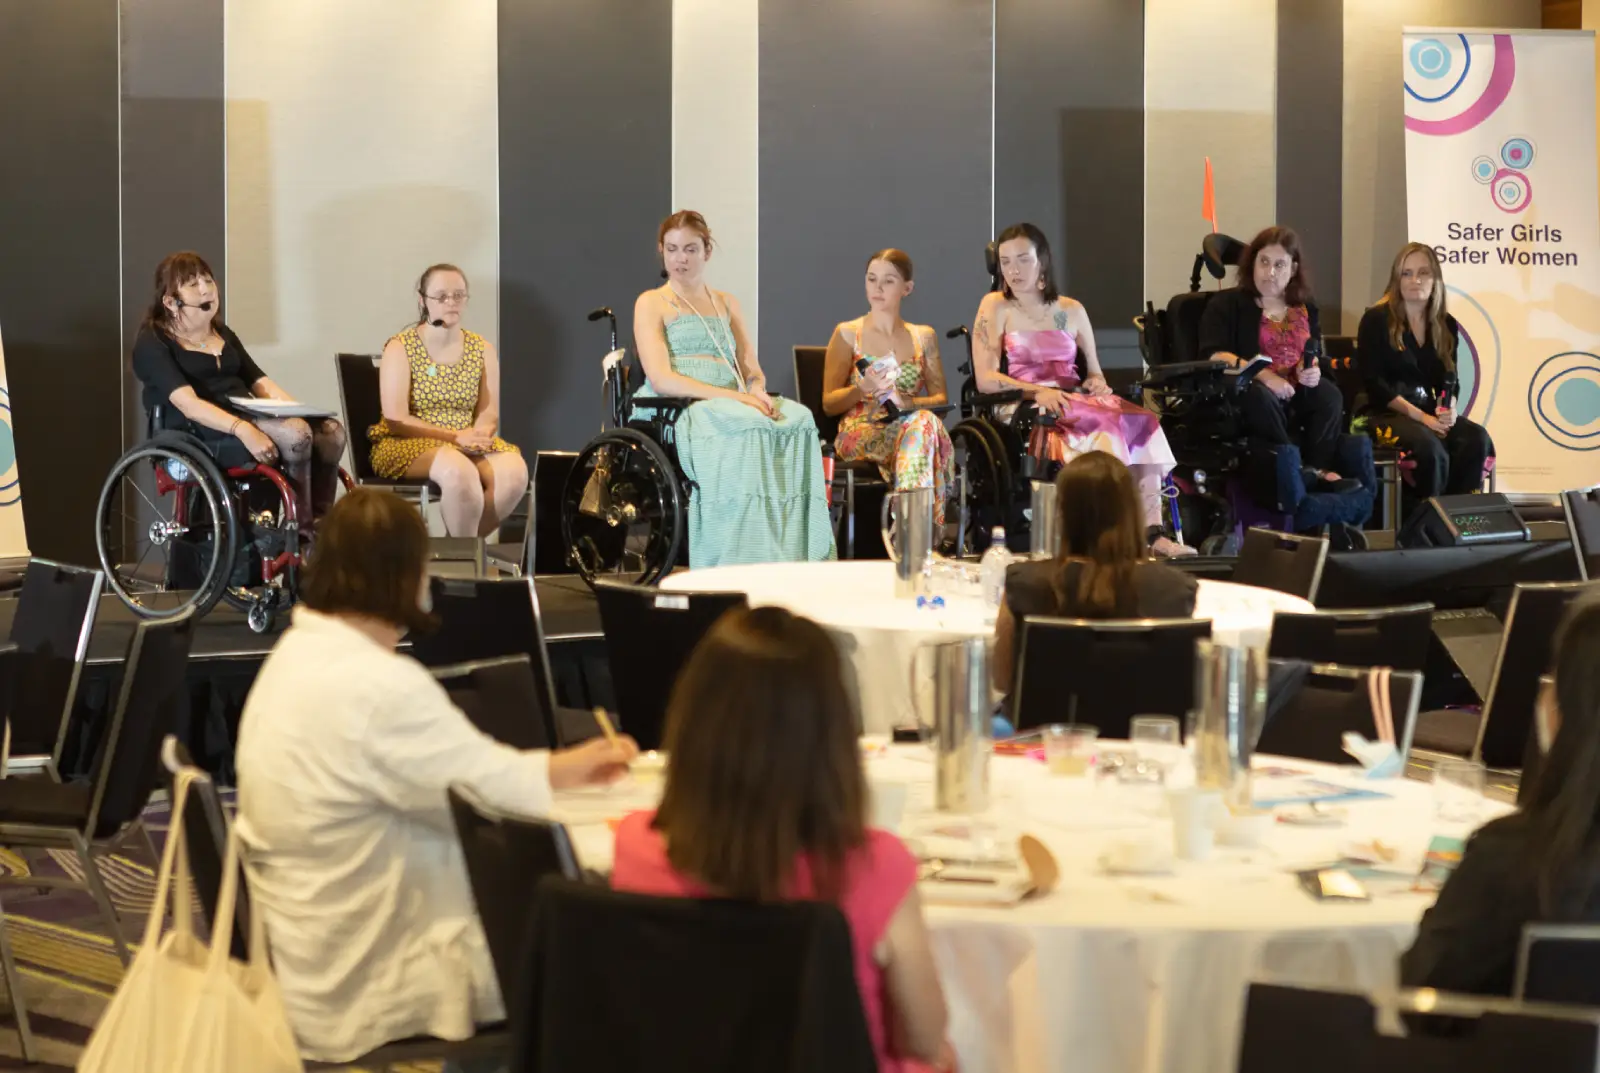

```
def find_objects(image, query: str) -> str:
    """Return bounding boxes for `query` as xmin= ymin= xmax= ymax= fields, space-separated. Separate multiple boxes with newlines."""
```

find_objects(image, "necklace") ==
xmin=667 ymin=284 xmax=744 ymax=392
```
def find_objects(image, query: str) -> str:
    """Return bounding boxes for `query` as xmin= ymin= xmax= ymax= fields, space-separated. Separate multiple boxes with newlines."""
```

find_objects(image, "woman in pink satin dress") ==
xmin=971 ymin=223 xmax=1193 ymax=557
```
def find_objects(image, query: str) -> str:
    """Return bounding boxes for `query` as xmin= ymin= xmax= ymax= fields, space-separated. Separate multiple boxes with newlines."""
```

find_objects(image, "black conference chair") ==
xmin=1267 ymin=603 xmax=1434 ymax=672
xmin=333 ymin=353 xmax=440 ymax=511
xmin=1013 ymin=617 xmax=1213 ymax=738
xmin=1562 ymin=484 xmax=1600 ymax=582
xmin=1256 ymin=661 xmax=1422 ymax=766
xmin=1232 ymin=528 xmax=1330 ymax=602
xmin=513 ymin=877 xmax=878 ymax=1073
xmin=1237 ymin=982 xmax=1600 ymax=1073
xmin=0 ymin=609 xmax=193 ymax=1063
xmin=592 ymin=581 xmax=748 ymax=750
xmin=433 ymin=654 xmax=550 ymax=750
xmin=520 ymin=450 xmax=580 ymax=576
xmin=1 ymin=558 xmax=104 ymax=777
xmin=793 ymin=344 xmax=887 ymax=560
xmin=447 ymin=787 xmax=584 ymax=1012
xmin=1516 ymin=924 xmax=1600 ymax=1006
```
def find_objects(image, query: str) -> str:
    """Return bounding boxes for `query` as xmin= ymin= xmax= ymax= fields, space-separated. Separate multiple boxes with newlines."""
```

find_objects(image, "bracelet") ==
xmin=229 ymin=418 xmax=242 ymax=437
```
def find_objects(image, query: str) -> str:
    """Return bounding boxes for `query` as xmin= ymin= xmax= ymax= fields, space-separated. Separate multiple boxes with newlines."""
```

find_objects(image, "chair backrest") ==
xmin=86 ymin=610 xmax=196 ymax=839
xmin=529 ymin=451 xmax=579 ymax=575
xmin=792 ymin=345 xmax=839 ymax=443
xmin=1267 ymin=603 xmax=1435 ymax=672
xmin=432 ymin=654 xmax=550 ymax=750
xmin=515 ymin=877 xmax=878 ymax=1073
xmin=408 ymin=576 xmax=561 ymax=747
xmin=1562 ymin=485 xmax=1600 ymax=582
xmin=161 ymin=736 xmax=248 ymax=959
xmin=1014 ymin=617 xmax=1213 ymax=737
xmin=1475 ymin=581 xmax=1597 ymax=770
xmin=1238 ymin=982 xmax=1600 ymax=1073
xmin=334 ymin=353 xmax=385 ymax=482
xmin=1517 ymin=924 xmax=1600 ymax=1005
xmin=1233 ymin=528 xmax=1330 ymax=602
xmin=592 ymin=581 xmax=749 ymax=750
xmin=7 ymin=559 xmax=104 ymax=762
xmin=448 ymin=787 xmax=582 ymax=1012
xmin=1255 ymin=660 xmax=1422 ymax=765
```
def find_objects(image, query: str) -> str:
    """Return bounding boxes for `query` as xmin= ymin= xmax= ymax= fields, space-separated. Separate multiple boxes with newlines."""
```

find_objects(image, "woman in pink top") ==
xmin=611 ymin=606 xmax=953 ymax=1073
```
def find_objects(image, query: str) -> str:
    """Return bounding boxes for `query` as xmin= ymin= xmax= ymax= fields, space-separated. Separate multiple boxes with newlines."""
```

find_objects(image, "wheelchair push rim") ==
xmin=562 ymin=428 xmax=684 ymax=588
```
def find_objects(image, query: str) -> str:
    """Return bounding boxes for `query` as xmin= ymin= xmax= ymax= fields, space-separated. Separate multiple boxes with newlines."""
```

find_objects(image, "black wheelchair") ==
xmin=94 ymin=406 xmax=352 ymax=633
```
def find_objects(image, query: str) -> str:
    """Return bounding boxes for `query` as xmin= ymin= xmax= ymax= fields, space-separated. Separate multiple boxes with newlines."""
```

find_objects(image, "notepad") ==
xmin=1253 ymin=779 xmax=1392 ymax=809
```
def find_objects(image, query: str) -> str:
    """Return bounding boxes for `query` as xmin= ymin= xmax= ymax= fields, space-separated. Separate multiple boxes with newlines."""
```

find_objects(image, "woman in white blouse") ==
xmin=236 ymin=488 xmax=635 ymax=1064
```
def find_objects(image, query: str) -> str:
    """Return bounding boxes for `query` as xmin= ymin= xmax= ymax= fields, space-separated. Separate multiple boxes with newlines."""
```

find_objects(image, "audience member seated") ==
xmin=973 ymin=223 xmax=1193 ymax=557
xmin=992 ymin=451 xmax=1198 ymax=696
xmin=611 ymin=605 xmax=952 ymax=1072
xmin=1357 ymin=242 xmax=1494 ymax=500
xmin=632 ymin=210 xmax=834 ymax=566
xmin=132 ymin=250 xmax=346 ymax=538
xmin=368 ymin=263 xmax=528 ymax=537
xmin=822 ymin=248 xmax=955 ymax=527
xmin=1400 ymin=595 xmax=1600 ymax=996
xmin=1199 ymin=226 xmax=1353 ymax=495
xmin=235 ymin=488 xmax=635 ymax=1064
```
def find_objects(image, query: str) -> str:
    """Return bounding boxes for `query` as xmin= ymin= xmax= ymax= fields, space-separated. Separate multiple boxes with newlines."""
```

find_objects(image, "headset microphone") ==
xmin=430 ymin=318 xmax=446 ymax=328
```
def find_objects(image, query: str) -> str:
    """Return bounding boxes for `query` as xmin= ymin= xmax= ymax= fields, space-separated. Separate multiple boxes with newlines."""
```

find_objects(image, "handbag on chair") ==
xmin=77 ymin=770 xmax=303 ymax=1073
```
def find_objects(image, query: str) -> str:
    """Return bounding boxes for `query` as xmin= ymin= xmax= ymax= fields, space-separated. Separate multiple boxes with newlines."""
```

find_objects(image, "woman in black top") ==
xmin=991 ymin=451 xmax=1197 ymax=694
xmin=1357 ymin=243 xmax=1493 ymax=499
xmin=1400 ymin=595 xmax=1600 ymax=996
xmin=1198 ymin=226 xmax=1352 ymax=492
xmin=131 ymin=251 xmax=346 ymax=534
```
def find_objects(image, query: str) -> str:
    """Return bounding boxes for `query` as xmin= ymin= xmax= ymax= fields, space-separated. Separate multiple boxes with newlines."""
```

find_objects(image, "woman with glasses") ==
xmin=369 ymin=264 xmax=527 ymax=537
xmin=131 ymin=250 xmax=347 ymax=537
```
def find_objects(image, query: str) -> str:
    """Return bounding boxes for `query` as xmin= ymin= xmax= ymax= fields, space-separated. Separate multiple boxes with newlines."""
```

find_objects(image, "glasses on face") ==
xmin=427 ymin=291 xmax=470 ymax=306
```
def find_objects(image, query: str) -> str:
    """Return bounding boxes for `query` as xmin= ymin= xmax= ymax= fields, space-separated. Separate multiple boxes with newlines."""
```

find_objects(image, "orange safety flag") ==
xmin=1202 ymin=157 xmax=1218 ymax=233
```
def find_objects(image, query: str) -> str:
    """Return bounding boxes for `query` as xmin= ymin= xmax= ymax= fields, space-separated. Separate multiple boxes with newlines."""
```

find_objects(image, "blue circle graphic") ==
xmin=1501 ymin=137 xmax=1535 ymax=169
xmin=1471 ymin=155 xmax=1496 ymax=183
xmin=0 ymin=387 xmax=19 ymax=506
xmin=1446 ymin=285 xmax=1500 ymax=424
xmin=1406 ymin=34 xmax=1472 ymax=103
xmin=1528 ymin=352 xmax=1600 ymax=450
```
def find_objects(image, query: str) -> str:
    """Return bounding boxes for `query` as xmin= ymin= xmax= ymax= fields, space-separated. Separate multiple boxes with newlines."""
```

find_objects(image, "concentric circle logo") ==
xmin=1528 ymin=352 xmax=1600 ymax=450
xmin=1501 ymin=137 xmax=1535 ymax=169
xmin=1490 ymin=168 xmax=1533 ymax=213
xmin=0 ymin=387 xmax=19 ymax=508
xmin=1446 ymin=285 xmax=1500 ymax=424
xmin=1405 ymin=33 xmax=1516 ymax=136
xmin=1471 ymin=155 xmax=1496 ymax=183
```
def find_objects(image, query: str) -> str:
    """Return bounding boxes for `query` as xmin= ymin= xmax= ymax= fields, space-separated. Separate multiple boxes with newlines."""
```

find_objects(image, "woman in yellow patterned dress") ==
xmin=369 ymin=264 xmax=527 ymax=537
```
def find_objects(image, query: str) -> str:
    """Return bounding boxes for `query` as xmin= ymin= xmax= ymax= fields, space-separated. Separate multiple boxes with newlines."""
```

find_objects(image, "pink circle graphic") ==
xmin=1405 ymin=34 xmax=1516 ymax=137
xmin=1491 ymin=168 xmax=1532 ymax=213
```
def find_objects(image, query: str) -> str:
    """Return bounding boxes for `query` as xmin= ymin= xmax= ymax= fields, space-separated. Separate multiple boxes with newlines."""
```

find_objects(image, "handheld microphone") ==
xmin=1301 ymin=334 xmax=1324 ymax=371
xmin=855 ymin=357 xmax=900 ymax=418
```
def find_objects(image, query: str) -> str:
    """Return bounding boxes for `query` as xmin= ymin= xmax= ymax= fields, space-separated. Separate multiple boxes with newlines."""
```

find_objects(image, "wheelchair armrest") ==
xmin=972 ymin=389 xmax=1024 ymax=407
xmin=630 ymin=397 xmax=695 ymax=413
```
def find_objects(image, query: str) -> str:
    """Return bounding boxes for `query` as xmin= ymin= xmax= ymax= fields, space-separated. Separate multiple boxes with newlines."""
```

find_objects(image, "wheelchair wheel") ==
xmin=562 ymin=428 xmax=684 ymax=587
xmin=219 ymin=467 xmax=301 ymax=632
xmin=950 ymin=420 xmax=1006 ymax=554
xmin=95 ymin=438 xmax=238 ymax=619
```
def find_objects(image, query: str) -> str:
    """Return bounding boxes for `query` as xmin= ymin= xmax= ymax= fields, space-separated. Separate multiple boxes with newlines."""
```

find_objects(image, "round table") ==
xmin=661 ymin=561 xmax=1315 ymax=732
xmin=552 ymin=748 xmax=1507 ymax=1073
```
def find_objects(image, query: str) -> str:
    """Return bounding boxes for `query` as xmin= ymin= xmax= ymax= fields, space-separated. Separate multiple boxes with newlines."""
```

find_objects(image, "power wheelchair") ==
xmin=94 ymin=405 xmax=353 ymax=633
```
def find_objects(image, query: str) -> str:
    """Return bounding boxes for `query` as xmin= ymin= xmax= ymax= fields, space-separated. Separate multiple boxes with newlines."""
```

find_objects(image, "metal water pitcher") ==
xmin=883 ymin=487 xmax=935 ymax=597
xmin=1030 ymin=480 xmax=1059 ymax=560
xmin=1192 ymin=639 xmax=1267 ymax=810
xmin=909 ymin=636 xmax=992 ymax=813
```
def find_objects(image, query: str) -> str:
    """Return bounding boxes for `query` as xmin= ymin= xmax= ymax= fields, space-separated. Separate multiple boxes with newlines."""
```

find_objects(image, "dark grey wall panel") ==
xmin=995 ymin=0 xmax=1144 ymax=369
xmin=498 ymin=0 xmax=672 ymax=452
xmin=1277 ymin=0 xmax=1344 ymax=330
xmin=759 ymin=0 xmax=993 ymax=395
xmin=0 ymin=0 xmax=123 ymax=565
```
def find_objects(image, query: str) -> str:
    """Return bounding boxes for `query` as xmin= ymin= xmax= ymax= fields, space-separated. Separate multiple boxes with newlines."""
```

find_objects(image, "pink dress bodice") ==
xmin=1003 ymin=329 xmax=1082 ymax=388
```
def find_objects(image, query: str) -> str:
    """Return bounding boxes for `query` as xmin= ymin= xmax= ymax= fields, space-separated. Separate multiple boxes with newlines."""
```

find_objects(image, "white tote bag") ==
xmin=78 ymin=769 xmax=304 ymax=1073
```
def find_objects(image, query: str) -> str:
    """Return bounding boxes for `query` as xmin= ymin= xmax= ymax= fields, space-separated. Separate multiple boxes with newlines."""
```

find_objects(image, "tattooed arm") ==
xmin=971 ymin=292 xmax=1068 ymax=413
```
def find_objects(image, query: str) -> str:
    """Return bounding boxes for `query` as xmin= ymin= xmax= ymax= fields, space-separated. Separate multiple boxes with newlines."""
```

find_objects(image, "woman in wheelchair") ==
xmin=368 ymin=264 xmax=528 ymax=538
xmin=972 ymin=223 xmax=1192 ymax=558
xmin=131 ymin=251 xmax=347 ymax=535
xmin=632 ymin=210 xmax=834 ymax=566
xmin=1199 ymin=226 xmax=1354 ymax=494
xmin=821 ymin=248 xmax=955 ymax=525
xmin=990 ymin=451 xmax=1198 ymax=696
xmin=1358 ymin=242 xmax=1493 ymax=500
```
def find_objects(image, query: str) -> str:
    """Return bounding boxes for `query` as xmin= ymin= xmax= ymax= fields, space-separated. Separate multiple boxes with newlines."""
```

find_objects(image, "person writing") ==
xmin=235 ymin=488 xmax=636 ymax=1063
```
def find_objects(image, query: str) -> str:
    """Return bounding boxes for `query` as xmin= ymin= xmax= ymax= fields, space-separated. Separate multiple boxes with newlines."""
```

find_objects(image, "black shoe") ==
xmin=1302 ymin=466 xmax=1359 ymax=495
xmin=1329 ymin=521 xmax=1369 ymax=552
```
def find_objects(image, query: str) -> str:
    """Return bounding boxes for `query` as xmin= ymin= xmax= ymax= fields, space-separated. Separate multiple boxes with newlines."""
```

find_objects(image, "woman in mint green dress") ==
xmin=632 ymin=211 xmax=835 ymax=567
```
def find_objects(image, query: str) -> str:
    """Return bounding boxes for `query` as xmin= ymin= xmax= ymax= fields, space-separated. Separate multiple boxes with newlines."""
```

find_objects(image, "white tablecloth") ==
xmin=662 ymin=562 xmax=1314 ymax=732
xmin=553 ymin=749 xmax=1507 ymax=1073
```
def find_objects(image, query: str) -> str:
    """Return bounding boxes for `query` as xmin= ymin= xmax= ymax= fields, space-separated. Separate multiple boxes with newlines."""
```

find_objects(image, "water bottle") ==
xmin=979 ymin=526 xmax=1014 ymax=611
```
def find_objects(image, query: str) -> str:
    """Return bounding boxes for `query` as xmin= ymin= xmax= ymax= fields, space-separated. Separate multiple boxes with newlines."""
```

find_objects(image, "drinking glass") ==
xmin=1130 ymin=715 xmax=1182 ymax=771
xmin=1044 ymin=724 xmax=1098 ymax=777
xmin=1433 ymin=758 xmax=1486 ymax=823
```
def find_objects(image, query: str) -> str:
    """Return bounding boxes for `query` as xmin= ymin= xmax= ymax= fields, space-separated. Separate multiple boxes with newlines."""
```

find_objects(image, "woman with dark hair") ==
xmin=236 ymin=488 xmax=635 ymax=1063
xmin=1400 ymin=595 xmax=1600 ymax=995
xmin=1199 ymin=226 xmax=1351 ymax=491
xmin=369 ymin=263 xmax=527 ymax=537
xmin=971 ymin=223 xmax=1191 ymax=557
xmin=991 ymin=451 xmax=1198 ymax=694
xmin=630 ymin=210 xmax=834 ymax=566
xmin=612 ymin=605 xmax=952 ymax=1072
xmin=131 ymin=250 xmax=346 ymax=535
xmin=1358 ymin=242 xmax=1493 ymax=500
xmin=822 ymin=248 xmax=955 ymax=525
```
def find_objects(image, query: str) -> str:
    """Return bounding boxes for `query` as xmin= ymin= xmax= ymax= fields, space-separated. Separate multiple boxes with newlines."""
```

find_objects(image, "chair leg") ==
xmin=0 ymin=895 xmax=36 ymax=1064
xmin=136 ymin=820 xmax=160 ymax=872
xmin=74 ymin=836 xmax=131 ymax=968
xmin=845 ymin=472 xmax=857 ymax=560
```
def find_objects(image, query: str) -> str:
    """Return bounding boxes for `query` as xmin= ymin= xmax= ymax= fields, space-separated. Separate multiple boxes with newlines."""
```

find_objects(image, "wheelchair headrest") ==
xmin=985 ymin=241 xmax=1001 ymax=292
xmin=1201 ymin=234 xmax=1246 ymax=280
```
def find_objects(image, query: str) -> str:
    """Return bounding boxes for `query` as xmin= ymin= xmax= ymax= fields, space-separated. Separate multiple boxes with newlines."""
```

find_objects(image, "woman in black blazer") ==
xmin=1198 ymin=226 xmax=1352 ymax=491
xmin=1401 ymin=595 xmax=1600 ymax=996
xmin=1357 ymin=243 xmax=1493 ymax=499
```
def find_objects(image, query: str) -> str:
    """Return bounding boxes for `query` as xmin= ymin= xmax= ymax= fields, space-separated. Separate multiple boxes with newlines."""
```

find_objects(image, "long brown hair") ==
xmin=653 ymin=606 xmax=866 ymax=903
xmin=1049 ymin=451 xmax=1147 ymax=617
xmin=1378 ymin=242 xmax=1456 ymax=373
xmin=142 ymin=251 xmax=225 ymax=338
xmin=1237 ymin=226 xmax=1313 ymax=307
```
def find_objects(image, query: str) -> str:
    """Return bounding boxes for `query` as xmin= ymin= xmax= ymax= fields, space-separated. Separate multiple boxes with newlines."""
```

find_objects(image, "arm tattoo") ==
xmin=1053 ymin=307 xmax=1069 ymax=331
xmin=974 ymin=312 xmax=990 ymax=339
